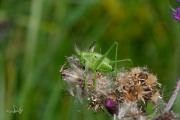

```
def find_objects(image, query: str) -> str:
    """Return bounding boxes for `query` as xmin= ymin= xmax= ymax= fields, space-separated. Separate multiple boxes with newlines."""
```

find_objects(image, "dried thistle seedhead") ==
xmin=150 ymin=91 xmax=161 ymax=103
xmin=61 ymin=56 xmax=112 ymax=112
xmin=60 ymin=56 xmax=169 ymax=119
xmin=114 ymin=67 xmax=161 ymax=106
xmin=130 ymin=67 xmax=142 ymax=78
xmin=88 ymin=95 xmax=104 ymax=112
xmin=125 ymin=92 xmax=136 ymax=102
xmin=115 ymin=71 xmax=130 ymax=90
xmin=146 ymin=74 xmax=157 ymax=86
xmin=117 ymin=102 xmax=142 ymax=120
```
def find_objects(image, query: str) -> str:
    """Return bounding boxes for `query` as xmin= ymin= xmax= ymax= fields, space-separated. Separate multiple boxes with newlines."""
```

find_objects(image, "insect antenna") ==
xmin=89 ymin=40 xmax=96 ymax=52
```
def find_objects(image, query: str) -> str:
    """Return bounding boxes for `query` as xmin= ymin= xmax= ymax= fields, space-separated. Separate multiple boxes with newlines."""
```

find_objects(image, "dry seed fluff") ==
xmin=60 ymin=56 xmax=163 ymax=119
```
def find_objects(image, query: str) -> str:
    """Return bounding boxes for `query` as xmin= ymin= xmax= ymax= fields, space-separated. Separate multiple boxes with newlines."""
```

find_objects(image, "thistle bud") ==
xmin=105 ymin=98 xmax=119 ymax=115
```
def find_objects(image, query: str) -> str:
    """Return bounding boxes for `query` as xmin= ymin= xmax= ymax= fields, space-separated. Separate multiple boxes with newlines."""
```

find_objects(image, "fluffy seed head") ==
xmin=130 ymin=67 xmax=142 ymax=77
xmin=126 ymin=92 xmax=136 ymax=102
xmin=115 ymin=67 xmax=161 ymax=105
xmin=151 ymin=91 xmax=161 ymax=103
xmin=135 ymin=85 xmax=143 ymax=95
xmin=146 ymin=74 xmax=157 ymax=86
xmin=60 ymin=56 xmax=163 ymax=119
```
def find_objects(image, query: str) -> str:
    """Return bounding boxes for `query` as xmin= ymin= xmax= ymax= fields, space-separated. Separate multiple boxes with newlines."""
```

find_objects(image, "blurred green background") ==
xmin=0 ymin=0 xmax=180 ymax=120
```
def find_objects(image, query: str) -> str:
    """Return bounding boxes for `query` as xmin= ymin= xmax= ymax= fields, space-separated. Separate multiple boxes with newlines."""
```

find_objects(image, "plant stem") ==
xmin=165 ymin=79 xmax=180 ymax=112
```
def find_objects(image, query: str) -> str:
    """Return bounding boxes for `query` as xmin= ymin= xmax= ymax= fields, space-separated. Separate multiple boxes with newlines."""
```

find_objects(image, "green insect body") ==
xmin=77 ymin=51 xmax=113 ymax=71
xmin=61 ymin=42 xmax=133 ymax=89
xmin=75 ymin=42 xmax=133 ymax=89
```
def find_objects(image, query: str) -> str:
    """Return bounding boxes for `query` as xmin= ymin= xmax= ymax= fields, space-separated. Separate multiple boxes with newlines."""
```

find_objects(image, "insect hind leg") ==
xmin=111 ymin=59 xmax=134 ymax=67
xmin=93 ymin=42 xmax=118 ymax=89
xmin=94 ymin=42 xmax=117 ymax=70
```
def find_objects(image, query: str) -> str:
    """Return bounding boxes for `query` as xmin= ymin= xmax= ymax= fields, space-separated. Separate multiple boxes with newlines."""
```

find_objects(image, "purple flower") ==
xmin=105 ymin=99 xmax=115 ymax=109
xmin=105 ymin=98 xmax=118 ymax=115
xmin=169 ymin=0 xmax=180 ymax=21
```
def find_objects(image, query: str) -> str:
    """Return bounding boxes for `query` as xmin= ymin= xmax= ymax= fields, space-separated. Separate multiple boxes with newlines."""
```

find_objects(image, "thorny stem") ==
xmin=165 ymin=79 xmax=180 ymax=112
